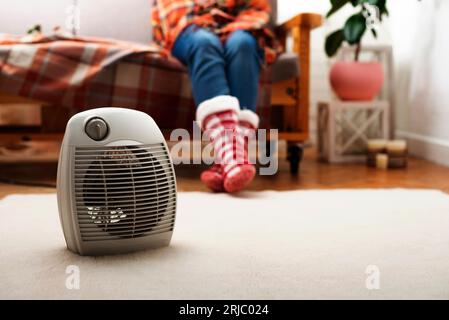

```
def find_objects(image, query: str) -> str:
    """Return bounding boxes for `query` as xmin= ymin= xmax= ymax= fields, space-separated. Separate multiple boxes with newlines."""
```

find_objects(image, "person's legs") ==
xmin=172 ymin=25 xmax=230 ymax=105
xmin=172 ymin=26 xmax=257 ymax=193
xmin=224 ymin=30 xmax=263 ymax=112
xmin=172 ymin=26 xmax=229 ymax=191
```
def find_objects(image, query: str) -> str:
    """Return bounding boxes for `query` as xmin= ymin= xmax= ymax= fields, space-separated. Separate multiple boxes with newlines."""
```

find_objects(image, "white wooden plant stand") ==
xmin=317 ymin=100 xmax=390 ymax=163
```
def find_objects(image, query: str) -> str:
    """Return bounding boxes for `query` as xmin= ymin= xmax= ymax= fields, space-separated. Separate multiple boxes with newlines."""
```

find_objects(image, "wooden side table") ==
xmin=317 ymin=100 xmax=390 ymax=163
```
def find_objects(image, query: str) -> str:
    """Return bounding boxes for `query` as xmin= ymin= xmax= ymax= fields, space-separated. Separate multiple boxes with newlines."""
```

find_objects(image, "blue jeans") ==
xmin=172 ymin=25 xmax=263 ymax=111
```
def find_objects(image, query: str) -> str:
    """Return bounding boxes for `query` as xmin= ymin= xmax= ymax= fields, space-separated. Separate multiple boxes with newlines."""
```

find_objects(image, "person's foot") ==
xmin=200 ymin=164 xmax=224 ymax=192
xmin=202 ymin=156 xmax=256 ymax=193
xmin=223 ymin=164 xmax=256 ymax=193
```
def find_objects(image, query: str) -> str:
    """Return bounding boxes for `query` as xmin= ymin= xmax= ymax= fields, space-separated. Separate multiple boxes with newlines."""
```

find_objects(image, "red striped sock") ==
xmin=197 ymin=96 xmax=257 ymax=193
xmin=237 ymin=109 xmax=259 ymax=169
xmin=200 ymin=117 xmax=257 ymax=192
xmin=203 ymin=110 xmax=255 ymax=193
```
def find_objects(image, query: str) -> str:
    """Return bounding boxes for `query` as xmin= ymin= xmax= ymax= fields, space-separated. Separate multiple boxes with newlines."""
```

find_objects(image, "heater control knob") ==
xmin=85 ymin=117 xmax=109 ymax=141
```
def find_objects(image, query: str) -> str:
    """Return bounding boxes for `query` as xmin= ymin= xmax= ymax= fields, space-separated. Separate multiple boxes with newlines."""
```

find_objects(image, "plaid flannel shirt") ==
xmin=151 ymin=0 xmax=280 ymax=64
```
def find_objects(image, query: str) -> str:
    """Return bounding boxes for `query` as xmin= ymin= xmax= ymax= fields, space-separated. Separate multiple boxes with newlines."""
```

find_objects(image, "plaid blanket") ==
xmin=0 ymin=33 xmax=271 ymax=130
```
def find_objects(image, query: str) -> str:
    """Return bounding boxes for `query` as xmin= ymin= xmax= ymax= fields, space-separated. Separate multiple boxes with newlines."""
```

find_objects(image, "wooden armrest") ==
xmin=272 ymin=13 xmax=322 ymax=139
xmin=277 ymin=13 xmax=322 ymax=31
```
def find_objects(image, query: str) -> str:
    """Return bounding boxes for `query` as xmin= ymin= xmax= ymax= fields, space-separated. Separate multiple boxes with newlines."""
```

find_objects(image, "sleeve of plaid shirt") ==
xmin=219 ymin=0 xmax=271 ymax=34
xmin=151 ymin=0 xmax=163 ymax=44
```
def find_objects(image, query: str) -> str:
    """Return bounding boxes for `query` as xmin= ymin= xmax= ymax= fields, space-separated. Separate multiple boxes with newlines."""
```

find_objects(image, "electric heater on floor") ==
xmin=57 ymin=108 xmax=177 ymax=255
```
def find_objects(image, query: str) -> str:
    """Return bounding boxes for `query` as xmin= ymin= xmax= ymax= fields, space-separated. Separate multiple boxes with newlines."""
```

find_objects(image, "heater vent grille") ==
xmin=73 ymin=143 xmax=176 ymax=242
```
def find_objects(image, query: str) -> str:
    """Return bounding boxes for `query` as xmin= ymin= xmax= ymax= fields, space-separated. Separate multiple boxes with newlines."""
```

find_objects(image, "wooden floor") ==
xmin=1 ymin=147 xmax=448 ymax=199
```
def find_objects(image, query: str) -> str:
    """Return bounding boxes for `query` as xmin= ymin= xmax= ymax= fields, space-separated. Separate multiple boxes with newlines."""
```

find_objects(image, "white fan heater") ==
xmin=57 ymin=108 xmax=177 ymax=255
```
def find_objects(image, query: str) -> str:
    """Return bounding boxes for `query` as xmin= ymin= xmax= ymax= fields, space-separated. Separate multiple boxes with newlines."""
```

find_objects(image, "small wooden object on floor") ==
xmin=367 ymin=139 xmax=408 ymax=169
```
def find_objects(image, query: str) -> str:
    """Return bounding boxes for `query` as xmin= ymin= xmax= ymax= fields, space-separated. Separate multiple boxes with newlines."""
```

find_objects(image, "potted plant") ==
xmin=325 ymin=0 xmax=389 ymax=101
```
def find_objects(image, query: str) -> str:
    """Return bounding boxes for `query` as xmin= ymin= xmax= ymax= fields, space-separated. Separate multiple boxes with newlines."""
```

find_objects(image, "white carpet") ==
xmin=1 ymin=189 xmax=449 ymax=300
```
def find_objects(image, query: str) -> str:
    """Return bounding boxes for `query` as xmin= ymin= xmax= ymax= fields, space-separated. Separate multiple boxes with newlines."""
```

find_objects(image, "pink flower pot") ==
xmin=330 ymin=61 xmax=384 ymax=101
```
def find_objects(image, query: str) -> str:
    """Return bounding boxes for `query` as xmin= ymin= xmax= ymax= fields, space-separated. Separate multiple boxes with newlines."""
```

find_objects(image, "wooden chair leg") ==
xmin=287 ymin=142 xmax=304 ymax=175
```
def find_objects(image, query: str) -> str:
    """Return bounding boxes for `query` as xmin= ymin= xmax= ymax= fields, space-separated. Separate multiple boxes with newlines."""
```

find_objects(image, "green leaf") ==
xmin=331 ymin=0 xmax=349 ymax=5
xmin=326 ymin=0 xmax=350 ymax=18
xmin=343 ymin=13 xmax=367 ymax=45
xmin=325 ymin=29 xmax=345 ymax=57
xmin=377 ymin=0 xmax=389 ymax=16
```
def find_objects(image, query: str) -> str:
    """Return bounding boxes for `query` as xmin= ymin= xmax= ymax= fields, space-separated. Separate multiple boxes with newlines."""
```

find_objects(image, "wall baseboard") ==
xmin=396 ymin=130 xmax=449 ymax=167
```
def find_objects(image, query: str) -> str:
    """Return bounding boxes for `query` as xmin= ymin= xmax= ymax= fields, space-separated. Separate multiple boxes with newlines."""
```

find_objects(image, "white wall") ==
xmin=0 ymin=0 xmax=152 ymax=44
xmin=390 ymin=0 xmax=449 ymax=166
